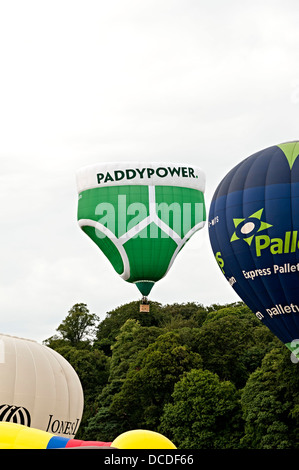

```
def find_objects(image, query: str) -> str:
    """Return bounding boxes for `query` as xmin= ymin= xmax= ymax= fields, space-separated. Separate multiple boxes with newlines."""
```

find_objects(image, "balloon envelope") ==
xmin=111 ymin=429 xmax=177 ymax=449
xmin=0 ymin=334 xmax=84 ymax=437
xmin=76 ymin=162 xmax=206 ymax=296
xmin=208 ymin=141 xmax=299 ymax=355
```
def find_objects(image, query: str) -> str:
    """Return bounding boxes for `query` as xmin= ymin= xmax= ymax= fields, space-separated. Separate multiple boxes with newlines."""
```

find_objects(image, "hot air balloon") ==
xmin=76 ymin=162 xmax=206 ymax=304
xmin=208 ymin=141 xmax=299 ymax=357
xmin=0 ymin=422 xmax=111 ymax=449
xmin=0 ymin=334 xmax=84 ymax=437
xmin=111 ymin=429 xmax=177 ymax=449
xmin=0 ymin=422 xmax=176 ymax=449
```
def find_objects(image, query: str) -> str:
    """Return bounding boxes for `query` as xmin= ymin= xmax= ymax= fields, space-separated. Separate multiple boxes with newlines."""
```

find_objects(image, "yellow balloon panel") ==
xmin=111 ymin=429 xmax=177 ymax=449
xmin=0 ymin=422 xmax=53 ymax=449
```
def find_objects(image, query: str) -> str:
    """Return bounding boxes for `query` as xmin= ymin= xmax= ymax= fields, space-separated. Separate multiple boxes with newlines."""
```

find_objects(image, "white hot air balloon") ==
xmin=0 ymin=334 xmax=84 ymax=438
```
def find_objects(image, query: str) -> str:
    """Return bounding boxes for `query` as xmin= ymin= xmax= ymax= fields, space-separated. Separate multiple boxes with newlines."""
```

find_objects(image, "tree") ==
xmin=81 ymin=406 xmax=123 ymax=443
xmin=161 ymin=302 xmax=207 ymax=329
xmin=53 ymin=303 xmax=99 ymax=346
xmin=95 ymin=301 xmax=165 ymax=352
xmin=241 ymin=347 xmax=299 ymax=449
xmin=53 ymin=344 xmax=110 ymax=438
xmin=55 ymin=345 xmax=110 ymax=401
xmin=81 ymin=380 xmax=128 ymax=441
xmin=109 ymin=319 xmax=163 ymax=381
xmin=160 ymin=369 xmax=243 ymax=449
xmin=195 ymin=311 xmax=276 ymax=388
xmin=109 ymin=331 xmax=202 ymax=430
xmin=43 ymin=299 xmax=295 ymax=447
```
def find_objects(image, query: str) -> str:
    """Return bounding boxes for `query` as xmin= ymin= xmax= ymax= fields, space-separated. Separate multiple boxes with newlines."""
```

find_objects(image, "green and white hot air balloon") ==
xmin=76 ymin=162 xmax=206 ymax=298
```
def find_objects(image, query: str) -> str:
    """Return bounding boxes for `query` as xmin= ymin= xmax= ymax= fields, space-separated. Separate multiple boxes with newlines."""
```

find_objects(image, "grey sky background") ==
xmin=1 ymin=0 xmax=299 ymax=343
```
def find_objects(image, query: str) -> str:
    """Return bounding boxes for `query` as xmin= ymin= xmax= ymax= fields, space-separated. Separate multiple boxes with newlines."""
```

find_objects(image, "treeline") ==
xmin=44 ymin=300 xmax=299 ymax=449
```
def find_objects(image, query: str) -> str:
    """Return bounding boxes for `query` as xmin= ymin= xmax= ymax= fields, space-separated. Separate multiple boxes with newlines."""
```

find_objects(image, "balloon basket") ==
xmin=140 ymin=298 xmax=150 ymax=313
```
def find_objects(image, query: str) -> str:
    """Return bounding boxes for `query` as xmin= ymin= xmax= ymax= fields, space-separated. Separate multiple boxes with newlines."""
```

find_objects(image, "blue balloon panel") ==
xmin=209 ymin=142 xmax=299 ymax=350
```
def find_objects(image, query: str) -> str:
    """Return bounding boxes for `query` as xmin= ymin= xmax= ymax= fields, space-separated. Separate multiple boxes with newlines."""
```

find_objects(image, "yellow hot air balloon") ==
xmin=111 ymin=429 xmax=177 ymax=449
xmin=0 ymin=334 xmax=84 ymax=438
xmin=0 ymin=422 xmax=175 ymax=449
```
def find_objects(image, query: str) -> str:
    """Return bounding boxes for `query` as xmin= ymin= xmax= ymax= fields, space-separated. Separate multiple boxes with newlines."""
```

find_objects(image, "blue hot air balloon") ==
xmin=208 ymin=141 xmax=299 ymax=357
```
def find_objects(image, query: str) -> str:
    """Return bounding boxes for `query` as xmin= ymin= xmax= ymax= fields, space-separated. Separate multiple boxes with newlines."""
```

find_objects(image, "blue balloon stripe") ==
xmin=47 ymin=436 xmax=70 ymax=449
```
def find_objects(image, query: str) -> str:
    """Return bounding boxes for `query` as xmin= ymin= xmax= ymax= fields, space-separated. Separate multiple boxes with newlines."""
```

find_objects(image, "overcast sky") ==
xmin=1 ymin=0 xmax=299 ymax=343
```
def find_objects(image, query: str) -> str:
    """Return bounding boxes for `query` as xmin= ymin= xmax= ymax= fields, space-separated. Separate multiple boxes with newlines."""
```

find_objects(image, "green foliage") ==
xmin=160 ymin=369 xmax=243 ymax=449
xmin=50 ymin=344 xmax=110 ymax=438
xmin=53 ymin=346 xmax=109 ymax=403
xmin=95 ymin=301 xmax=165 ymax=350
xmin=240 ymin=347 xmax=299 ymax=449
xmin=109 ymin=319 xmax=163 ymax=381
xmin=44 ymin=303 xmax=99 ymax=348
xmin=46 ymin=300 xmax=299 ymax=449
xmin=195 ymin=308 xmax=277 ymax=388
xmin=108 ymin=331 xmax=202 ymax=430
